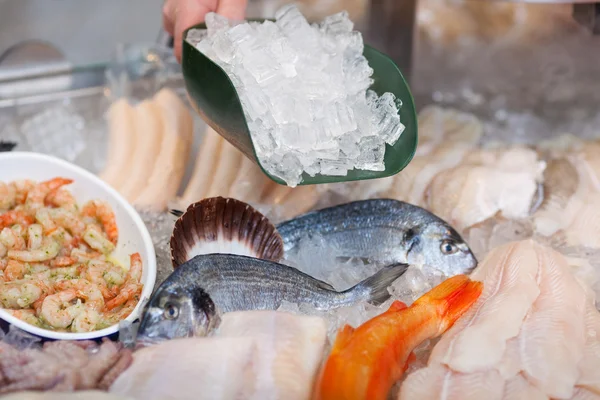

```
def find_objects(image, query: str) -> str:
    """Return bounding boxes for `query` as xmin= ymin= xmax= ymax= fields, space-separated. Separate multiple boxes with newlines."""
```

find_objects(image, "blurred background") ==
xmin=0 ymin=0 xmax=599 ymax=163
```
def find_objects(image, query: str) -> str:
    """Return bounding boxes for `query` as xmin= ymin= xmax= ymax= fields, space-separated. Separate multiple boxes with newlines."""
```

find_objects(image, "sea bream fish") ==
xmin=275 ymin=199 xmax=478 ymax=275
xmin=136 ymin=197 xmax=408 ymax=344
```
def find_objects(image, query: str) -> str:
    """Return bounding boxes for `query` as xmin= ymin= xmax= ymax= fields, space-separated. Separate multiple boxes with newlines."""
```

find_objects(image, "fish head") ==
xmin=405 ymin=222 xmax=477 ymax=275
xmin=135 ymin=285 xmax=217 ymax=345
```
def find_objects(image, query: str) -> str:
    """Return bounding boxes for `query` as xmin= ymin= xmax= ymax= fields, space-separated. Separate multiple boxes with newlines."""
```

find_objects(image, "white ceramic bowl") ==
xmin=0 ymin=152 xmax=157 ymax=340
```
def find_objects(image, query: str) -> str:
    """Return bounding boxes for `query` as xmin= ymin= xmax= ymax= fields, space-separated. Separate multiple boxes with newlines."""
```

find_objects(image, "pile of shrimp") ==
xmin=0 ymin=177 xmax=144 ymax=333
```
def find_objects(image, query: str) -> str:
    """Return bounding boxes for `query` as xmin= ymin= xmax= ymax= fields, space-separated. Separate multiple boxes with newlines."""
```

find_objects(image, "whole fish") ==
xmin=314 ymin=274 xmax=483 ymax=400
xmin=276 ymin=199 xmax=478 ymax=275
xmin=137 ymin=197 xmax=408 ymax=344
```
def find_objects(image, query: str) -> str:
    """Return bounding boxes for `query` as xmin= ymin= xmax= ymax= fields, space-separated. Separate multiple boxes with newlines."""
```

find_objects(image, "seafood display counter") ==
xmin=1 ymin=1 xmax=600 ymax=400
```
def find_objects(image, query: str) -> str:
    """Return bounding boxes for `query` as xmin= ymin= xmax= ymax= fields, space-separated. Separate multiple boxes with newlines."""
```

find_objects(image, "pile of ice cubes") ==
xmin=188 ymin=5 xmax=405 ymax=187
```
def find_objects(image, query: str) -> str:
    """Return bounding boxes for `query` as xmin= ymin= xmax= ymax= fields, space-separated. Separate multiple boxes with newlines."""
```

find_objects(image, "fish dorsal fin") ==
xmin=315 ymin=280 xmax=336 ymax=291
xmin=331 ymin=324 xmax=355 ymax=353
xmin=170 ymin=197 xmax=284 ymax=267
xmin=386 ymin=300 xmax=408 ymax=313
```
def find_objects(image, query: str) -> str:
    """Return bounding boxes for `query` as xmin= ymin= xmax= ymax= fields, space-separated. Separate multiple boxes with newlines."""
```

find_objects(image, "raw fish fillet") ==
xmin=175 ymin=127 xmax=224 ymax=209
xmin=120 ymin=99 xmax=164 ymax=202
xmin=426 ymin=147 xmax=544 ymax=231
xmin=112 ymin=311 xmax=328 ymax=400
xmin=133 ymin=88 xmax=193 ymax=211
xmin=218 ymin=310 xmax=328 ymax=400
xmin=384 ymin=107 xmax=482 ymax=206
xmin=399 ymin=240 xmax=593 ymax=400
xmin=110 ymin=337 xmax=258 ymax=400
xmin=99 ymin=99 xmax=136 ymax=190
xmin=534 ymin=145 xmax=600 ymax=248
xmin=2 ymin=392 xmax=133 ymax=400
xmin=206 ymin=138 xmax=243 ymax=198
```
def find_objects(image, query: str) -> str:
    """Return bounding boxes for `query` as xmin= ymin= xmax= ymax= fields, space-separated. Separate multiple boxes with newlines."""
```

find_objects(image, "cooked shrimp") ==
xmin=40 ymin=289 xmax=83 ymax=329
xmin=0 ymin=281 xmax=43 ymax=308
xmin=4 ymin=260 xmax=27 ymax=281
xmin=81 ymin=200 xmax=118 ymax=245
xmin=71 ymin=308 xmax=101 ymax=333
xmin=54 ymin=278 xmax=105 ymax=311
xmin=0 ymin=242 xmax=6 ymax=258
xmin=104 ymin=297 xmax=138 ymax=324
xmin=35 ymin=208 xmax=57 ymax=233
xmin=45 ymin=187 xmax=78 ymax=213
xmin=83 ymin=225 xmax=115 ymax=254
xmin=7 ymin=237 xmax=60 ymax=262
xmin=25 ymin=177 xmax=73 ymax=212
xmin=71 ymin=247 xmax=102 ymax=263
xmin=49 ymin=207 xmax=86 ymax=237
xmin=0 ymin=181 xmax=17 ymax=210
xmin=49 ymin=256 xmax=77 ymax=267
xmin=0 ymin=210 xmax=34 ymax=230
xmin=11 ymin=179 xmax=35 ymax=204
xmin=86 ymin=260 xmax=126 ymax=299
xmin=0 ymin=227 xmax=26 ymax=250
xmin=27 ymin=224 xmax=43 ymax=250
xmin=105 ymin=253 xmax=142 ymax=311
xmin=5 ymin=309 xmax=41 ymax=326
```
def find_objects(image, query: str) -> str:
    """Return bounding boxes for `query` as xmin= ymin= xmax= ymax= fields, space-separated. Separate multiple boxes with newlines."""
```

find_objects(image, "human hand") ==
xmin=163 ymin=0 xmax=248 ymax=62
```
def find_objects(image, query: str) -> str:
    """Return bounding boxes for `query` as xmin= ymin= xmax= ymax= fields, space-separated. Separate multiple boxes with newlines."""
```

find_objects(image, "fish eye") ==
xmin=163 ymin=303 xmax=179 ymax=320
xmin=440 ymin=240 xmax=459 ymax=255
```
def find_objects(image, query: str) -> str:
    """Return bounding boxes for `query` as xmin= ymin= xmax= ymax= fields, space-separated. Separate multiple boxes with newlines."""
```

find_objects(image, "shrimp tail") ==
xmin=413 ymin=274 xmax=483 ymax=335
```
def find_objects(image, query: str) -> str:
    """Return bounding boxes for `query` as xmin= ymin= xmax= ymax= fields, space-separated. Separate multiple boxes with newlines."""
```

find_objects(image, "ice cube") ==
xmin=206 ymin=12 xmax=231 ymax=36
xmin=275 ymin=4 xmax=312 ymax=36
xmin=226 ymin=23 xmax=256 ymax=48
xmin=320 ymin=11 xmax=354 ymax=36
xmin=243 ymin=49 xmax=284 ymax=86
xmin=239 ymin=85 xmax=270 ymax=119
xmin=270 ymin=153 xmax=304 ymax=187
xmin=335 ymin=102 xmax=358 ymax=135
xmin=356 ymin=136 xmax=386 ymax=171
xmin=186 ymin=28 xmax=209 ymax=46
xmin=267 ymin=37 xmax=298 ymax=78
xmin=212 ymin=32 xmax=235 ymax=63
xmin=276 ymin=123 xmax=303 ymax=148
xmin=338 ymin=133 xmax=360 ymax=159
xmin=343 ymin=52 xmax=374 ymax=95
xmin=320 ymin=159 xmax=350 ymax=176
xmin=370 ymin=92 xmax=404 ymax=145
xmin=339 ymin=31 xmax=364 ymax=54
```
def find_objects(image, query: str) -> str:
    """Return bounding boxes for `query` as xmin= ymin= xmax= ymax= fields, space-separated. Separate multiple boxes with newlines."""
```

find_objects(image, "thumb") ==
xmin=173 ymin=0 xmax=215 ymax=62
xmin=216 ymin=0 xmax=248 ymax=21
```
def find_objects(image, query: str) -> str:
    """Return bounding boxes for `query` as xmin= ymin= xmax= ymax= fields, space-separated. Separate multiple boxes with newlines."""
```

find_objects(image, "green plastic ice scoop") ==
xmin=181 ymin=21 xmax=418 ymax=186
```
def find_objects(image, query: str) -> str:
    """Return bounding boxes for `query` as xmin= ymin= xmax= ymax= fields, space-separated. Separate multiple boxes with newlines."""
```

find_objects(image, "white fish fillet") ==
xmin=205 ymin=138 xmax=243 ymax=198
xmin=228 ymin=156 xmax=270 ymax=204
xmin=110 ymin=311 xmax=328 ymax=400
xmin=133 ymin=88 xmax=193 ymax=211
xmin=575 ymin=299 xmax=600 ymax=395
xmin=399 ymin=240 xmax=592 ymax=400
xmin=110 ymin=337 xmax=257 ymax=400
xmin=120 ymin=100 xmax=164 ymax=202
xmin=384 ymin=107 xmax=482 ymax=206
xmin=218 ymin=310 xmax=328 ymax=400
xmin=534 ymin=143 xmax=600 ymax=248
xmin=99 ymin=99 xmax=136 ymax=190
xmin=426 ymin=148 xmax=544 ymax=231
xmin=2 ymin=392 xmax=133 ymax=400
xmin=175 ymin=127 xmax=224 ymax=209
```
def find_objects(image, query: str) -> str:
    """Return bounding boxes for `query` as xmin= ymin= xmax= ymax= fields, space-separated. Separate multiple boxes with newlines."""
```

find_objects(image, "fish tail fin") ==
xmin=169 ymin=197 xmax=284 ymax=267
xmin=352 ymin=263 xmax=409 ymax=306
xmin=414 ymin=275 xmax=483 ymax=335
xmin=330 ymin=324 xmax=355 ymax=354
